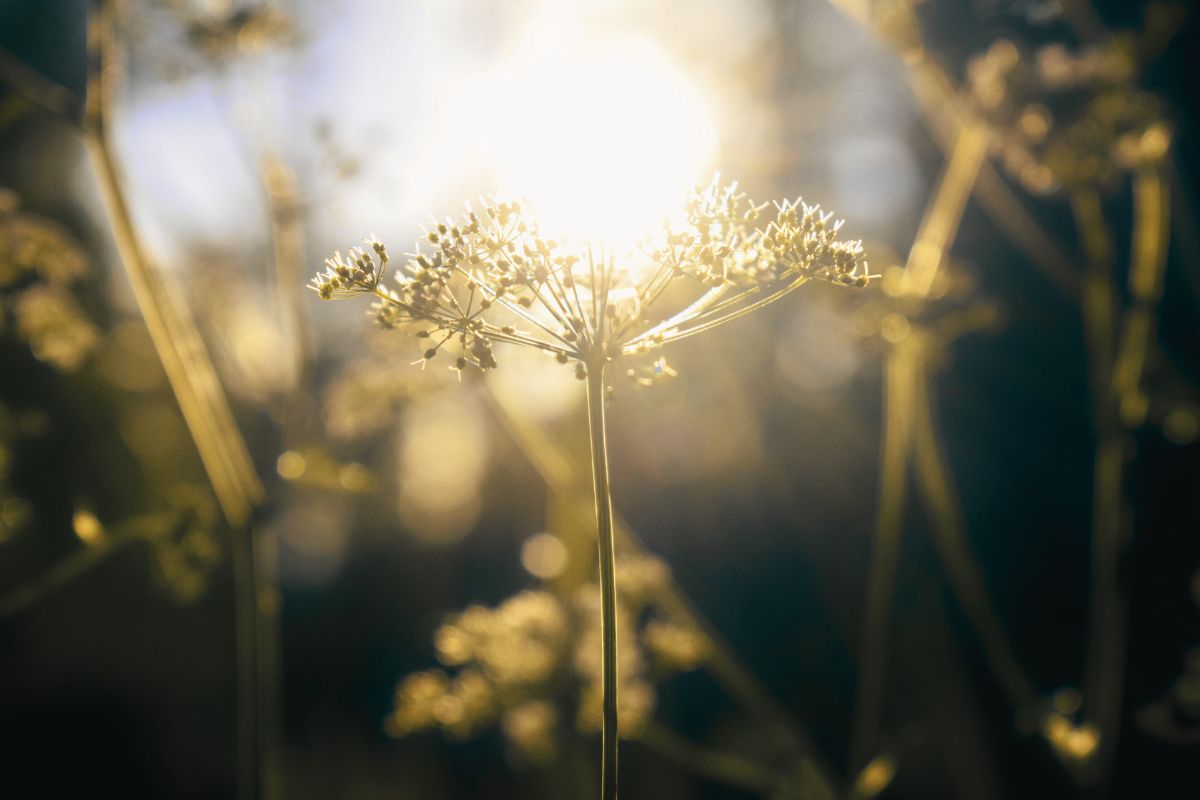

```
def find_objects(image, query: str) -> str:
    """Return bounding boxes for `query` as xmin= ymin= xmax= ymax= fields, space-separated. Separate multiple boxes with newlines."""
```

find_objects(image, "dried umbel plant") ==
xmin=386 ymin=554 xmax=711 ymax=765
xmin=965 ymin=36 xmax=1170 ymax=195
xmin=312 ymin=176 xmax=869 ymax=798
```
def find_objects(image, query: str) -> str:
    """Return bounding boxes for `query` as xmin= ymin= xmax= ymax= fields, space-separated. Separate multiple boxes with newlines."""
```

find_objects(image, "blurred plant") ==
xmin=321 ymin=343 xmax=451 ymax=444
xmin=120 ymin=0 xmax=300 ymax=83
xmin=0 ymin=484 xmax=221 ymax=619
xmin=297 ymin=307 xmax=841 ymax=794
xmin=843 ymin=123 xmax=1022 ymax=788
xmin=388 ymin=536 xmax=831 ymax=799
xmin=0 ymin=188 xmax=99 ymax=372
xmin=2 ymin=4 xmax=272 ymax=796
xmin=1138 ymin=570 xmax=1200 ymax=745
xmin=964 ymin=36 xmax=1169 ymax=195
xmin=314 ymin=178 xmax=869 ymax=798
xmin=0 ymin=185 xmax=225 ymax=600
xmin=830 ymin=0 xmax=1188 ymax=789
xmin=964 ymin=13 xmax=1176 ymax=788
xmin=386 ymin=555 xmax=710 ymax=760
xmin=85 ymin=8 xmax=270 ymax=793
xmin=0 ymin=191 xmax=98 ymax=544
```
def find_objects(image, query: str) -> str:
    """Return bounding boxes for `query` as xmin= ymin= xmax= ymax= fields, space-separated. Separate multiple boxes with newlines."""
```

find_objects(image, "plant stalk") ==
xmin=1071 ymin=185 xmax=1130 ymax=782
xmin=585 ymin=359 xmax=619 ymax=800
xmin=85 ymin=6 xmax=265 ymax=798
xmin=849 ymin=334 xmax=920 ymax=772
xmin=486 ymin=386 xmax=840 ymax=793
xmin=637 ymin=722 xmax=813 ymax=799
xmin=0 ymin=524 xmax=145 ymax=619
xmin=910 ymin=363 xmax=1038 ymax=712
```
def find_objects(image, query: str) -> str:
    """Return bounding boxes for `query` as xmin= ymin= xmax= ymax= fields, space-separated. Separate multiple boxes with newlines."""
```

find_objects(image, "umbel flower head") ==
xmin=311 ymin=176 xmax=870 ymax=383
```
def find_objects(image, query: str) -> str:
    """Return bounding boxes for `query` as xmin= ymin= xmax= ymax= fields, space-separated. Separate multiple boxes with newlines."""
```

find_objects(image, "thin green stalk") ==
xmin=585 ymin=358 xmax=619 ymax=800
xmin=0 ymin=45 xmax=76 ymax=117
xmin=1112 ymin=166 xmax=1170 ymax=427
xmin=86 ymin=6 xmax=265 ymax=798
xmin=903 ymin=123 xmax=989 ymax=298
xmin=0 ymin=526 xmax=143 ymax=619
xmin=849 ymin=335 xmax=920 ymax=773
xmin=910 ymin=364 xmax=1038 ymax=712
xmin=230 ymin=505 xmax=261 ymax=800
xmin=637 ymin=722 xmax=814 ymax=799
xmin=1072 ymin=189 xmax=1117 ymax=410
xmin=264 ymin=157 xmax=312 ymax=422
xmin=850 ymin=121 xmax=983 ymax=773
xmin=485 ymin=386 xmax=839 ymax=790
xmin=1071 ymin=186 xmax=1127 ymax=782
xmin=260 ymin=157 xmax=305 ymax=800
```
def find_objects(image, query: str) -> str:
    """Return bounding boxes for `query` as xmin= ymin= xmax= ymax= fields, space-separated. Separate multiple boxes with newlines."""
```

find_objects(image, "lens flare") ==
xmin=481 ymin=29 xmax=717 ymax=251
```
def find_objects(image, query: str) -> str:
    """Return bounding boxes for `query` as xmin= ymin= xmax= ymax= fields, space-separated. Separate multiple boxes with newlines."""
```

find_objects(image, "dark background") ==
xmin=1 ymin=1 xmax=1198 ymax=798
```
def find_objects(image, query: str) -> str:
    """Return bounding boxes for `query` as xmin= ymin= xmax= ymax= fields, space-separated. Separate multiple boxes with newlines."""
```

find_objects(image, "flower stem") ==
xmin=585 ymin=359 xmax=619 ymax=800
xmin=0 ymin=522 xmax=149 ymax=619
xmin=85 ymin=7 xmax=265 ymax=798
xmin=849 ymin=334 xmax=919 ymax=773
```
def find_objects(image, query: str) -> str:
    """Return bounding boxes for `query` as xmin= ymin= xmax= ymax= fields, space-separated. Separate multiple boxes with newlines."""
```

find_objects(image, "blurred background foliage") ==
xmin=1 ymin=0 xmax=1198 ymax=798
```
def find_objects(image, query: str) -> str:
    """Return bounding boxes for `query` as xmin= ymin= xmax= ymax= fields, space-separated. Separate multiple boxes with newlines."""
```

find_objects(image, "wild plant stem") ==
xmin=849 ymin=335 xmax=919 ymax=773
xmin=850 ymin=122 xmax=984 ymax=773
xmin=86 ymin=6 xmax=265 ymax=798
xmin=1113 ymin=166 xmax=1170 ymax=427
xmin=637 ymin=722 xmax=812 ymax=799
xmin=0 ymin=526 xmax=144 ymax=619
xmin=1070 ymin=186 xmax=1129 ymax=782
xmin=484 ymin=387 xmax=839 ymax=792
xmin=910 ymin=362 xmax=1038 ymax=712
xmin=837 ymin=8 xmax=1079 ymax=298
xmin=585 ymin=360 xmax=619 ymax=800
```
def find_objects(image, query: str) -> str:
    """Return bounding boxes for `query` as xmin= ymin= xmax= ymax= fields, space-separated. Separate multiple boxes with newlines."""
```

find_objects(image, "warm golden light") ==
xmin=482 ymin=23 xmax=717 ymax=251
xmin=72 ymin=509 xmax=105 ymax=546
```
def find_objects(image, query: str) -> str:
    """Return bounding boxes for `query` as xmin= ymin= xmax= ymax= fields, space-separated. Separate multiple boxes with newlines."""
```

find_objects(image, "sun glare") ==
xmin=482 ymin=29 xmax=717 ymax=252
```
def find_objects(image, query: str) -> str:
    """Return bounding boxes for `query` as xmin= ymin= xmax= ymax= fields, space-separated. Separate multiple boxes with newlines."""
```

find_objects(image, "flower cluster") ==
xmin=312 ymin=177 xmax=869 ymax=383
xmin=0 ymin=190 xmax=98 ymax=371
xmin=13 ymin=287 xmax=99 ymax=372
xmin=124 ymin=0 xmax=299 ymax=84
xmin=385 ymin=553 xmax=710 ymax=763
xmin=965 ymin=36 xmax=1169 ymax=194
xmin=146 ymin=484 xmax=223 ymax=603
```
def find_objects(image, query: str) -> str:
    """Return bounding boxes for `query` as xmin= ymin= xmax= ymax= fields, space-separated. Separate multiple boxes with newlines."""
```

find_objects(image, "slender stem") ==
xmin=911 ymin=59 xmax=1078 ymax=297
xmin=230 ymin=502 xmax=262 ymax=800
xmin=849 ymin=335 xmax=920 ymax=773
xmin=484 ymin=386 xmax=838 ymax=786
xmin=263 ymin=157 xmax=312 ymax=420
xmin=904 ymin=123 xmax=989 ymax=299
xmin=1071 ymin=186 xmax=1129 ymax=782
xmin=86 ymin=6 xmax=264 ymax=798
xmin=873 ymin=31 xmax=1078 ymax=298
xmin=0 ymin=45 xmax=78 ymax=117
xmin=585 ymin=358 xmax=619 ymax=800
xmin=910 ymin=363 xmax=1038 ymax=712
xmin=0 ymin=526 xmax=144 ymax=619
xmin=637 ymin=722 xmax=812 ymax=799
xmin=260 ymin=159 xmax=298 ymax=800
xmin=1112 ymin=165 xmax=1170 ymax=427
xmin=1084 ymin=435 xmax=1125 ymax=777
xmin=1072 ymin=189 xmax=1117 ymax=410
xmin=85 ymin=4 xmax=262 ymax=526
xmin=850 ymin=122 xmax=984 ymax=773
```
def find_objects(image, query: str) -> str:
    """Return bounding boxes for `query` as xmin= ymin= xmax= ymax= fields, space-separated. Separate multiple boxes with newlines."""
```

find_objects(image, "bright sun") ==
xmin=481 ymin=27 xmax=717 ymax=252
